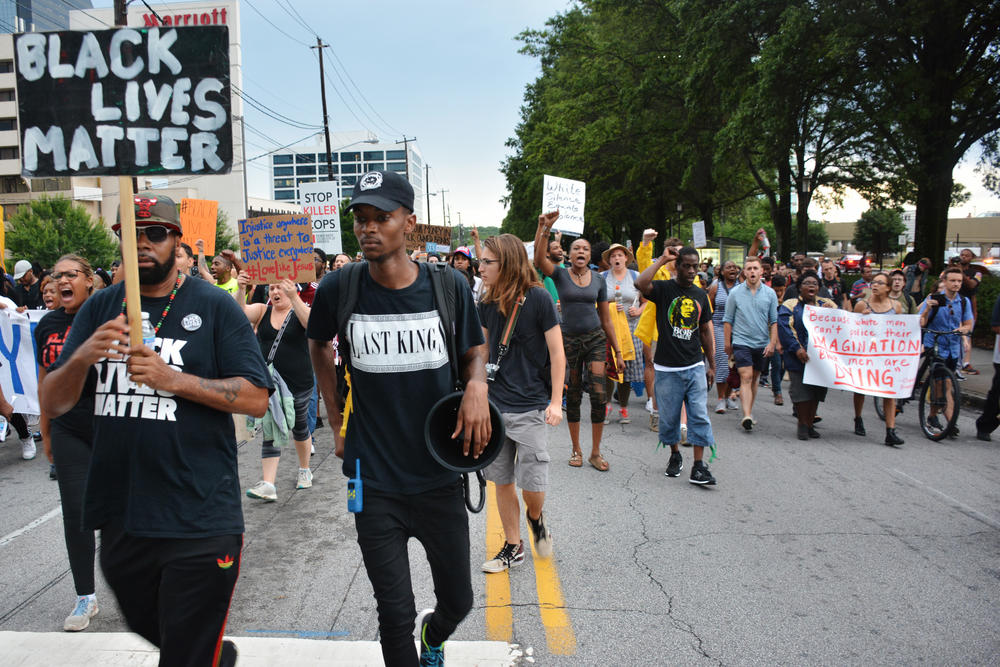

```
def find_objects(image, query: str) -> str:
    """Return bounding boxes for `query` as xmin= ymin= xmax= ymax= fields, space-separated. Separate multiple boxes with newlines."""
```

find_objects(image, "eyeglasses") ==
xmin=871 ymin=280 xmax=889 ymax=286
xmin=51 ymin=270 xmax=83 ymax=280
xmin=480 ymin=258 xmax=499 ymax=266
xmin=116 ymin=225 xmax=171 ymax=243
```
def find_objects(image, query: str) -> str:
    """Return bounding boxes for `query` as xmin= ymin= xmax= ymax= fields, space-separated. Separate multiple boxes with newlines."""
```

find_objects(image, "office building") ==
xmin=269 ymin=132 xmax=427 ymax=224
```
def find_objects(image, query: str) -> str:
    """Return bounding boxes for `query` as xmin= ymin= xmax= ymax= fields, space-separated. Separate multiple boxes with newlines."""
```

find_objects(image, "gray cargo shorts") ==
xmin=483 ymin=409 xmax=551 ymax=492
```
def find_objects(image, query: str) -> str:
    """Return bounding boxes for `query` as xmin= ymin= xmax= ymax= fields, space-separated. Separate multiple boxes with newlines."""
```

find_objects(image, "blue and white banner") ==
xmin=0 ymin=307 xmax=46 ymax=415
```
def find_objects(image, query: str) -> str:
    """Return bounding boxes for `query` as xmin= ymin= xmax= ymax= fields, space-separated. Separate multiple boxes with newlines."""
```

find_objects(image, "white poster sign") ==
xmin=692 ymin=220 xmax=706 ymax=248
xmin=802 ymin=305 xmax=921 ymax=398
xmin=542 ymin=175 xmax=585 ymax=236
xmin=299 ymin=181 xmax=343 ymax=255
xmin=524 ymin=241 xmax=535 ymax=258
xmin=0 ymin=308 xmax=46 ymax=415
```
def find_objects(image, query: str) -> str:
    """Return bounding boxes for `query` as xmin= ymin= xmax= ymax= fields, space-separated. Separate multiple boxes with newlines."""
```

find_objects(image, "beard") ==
xmin=137 ymin=250 xmax=176 ymax=285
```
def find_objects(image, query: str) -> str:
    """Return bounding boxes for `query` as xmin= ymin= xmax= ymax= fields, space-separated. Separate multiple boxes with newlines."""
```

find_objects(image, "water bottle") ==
xmin=141 ymin=312 xmax=156 ymax=349
xmin=614 ymin=285 xmax=624 ymax=311
xmin=760 ymin=232 xmax=771 ymax=257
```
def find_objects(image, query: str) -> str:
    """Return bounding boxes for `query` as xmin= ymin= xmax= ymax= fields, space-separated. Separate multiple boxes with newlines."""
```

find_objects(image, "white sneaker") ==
xmin=296 ymin=468 xmax=313 ymax=489
xmin=645 ymin=397 xmax=654 ymax=413
xmin=246 ymin=480 xmax=277 ymax=502
xmin=727 ymin=396 xmax=740 ymax=410
xmin=715 ymin=399 xmax=727 ymax=414
xmin=64 ymin=595 xmax=98 ymax=632
xmin=20 ymin=436 xmax=36 ymax=460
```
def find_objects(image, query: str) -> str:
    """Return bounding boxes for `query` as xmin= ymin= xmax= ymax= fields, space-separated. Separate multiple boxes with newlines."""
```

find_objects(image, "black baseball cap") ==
xmin=348 ymin=170 xmax=414 ymax=213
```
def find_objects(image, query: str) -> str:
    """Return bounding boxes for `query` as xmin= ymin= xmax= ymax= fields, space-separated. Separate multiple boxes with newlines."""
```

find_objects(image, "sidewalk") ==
xmin=962 ymin=345 xmax=996 ymax=410
xmin=0 ymin=632 xmax=520 ymax=666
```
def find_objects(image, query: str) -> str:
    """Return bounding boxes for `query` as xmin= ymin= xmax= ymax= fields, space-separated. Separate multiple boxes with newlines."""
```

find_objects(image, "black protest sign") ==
xmin=15 ymin=27 xmax=232 ymax=177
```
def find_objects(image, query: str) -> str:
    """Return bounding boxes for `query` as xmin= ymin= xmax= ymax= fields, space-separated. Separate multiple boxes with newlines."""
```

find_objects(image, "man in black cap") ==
xmin=308 ymin=170 xmax=491 ymax=666
xmin=40 ymin=192 xmax=272 ymax=666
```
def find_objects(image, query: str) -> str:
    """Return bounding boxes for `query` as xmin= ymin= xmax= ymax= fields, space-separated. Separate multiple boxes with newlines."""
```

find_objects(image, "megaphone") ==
xmin=423 ymin=391 xmax=505 ymax=473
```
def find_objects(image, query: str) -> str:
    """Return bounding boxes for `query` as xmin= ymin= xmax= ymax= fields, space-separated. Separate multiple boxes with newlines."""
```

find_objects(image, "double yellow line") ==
xmin=484 ymin=481 xmax=576 ymax=654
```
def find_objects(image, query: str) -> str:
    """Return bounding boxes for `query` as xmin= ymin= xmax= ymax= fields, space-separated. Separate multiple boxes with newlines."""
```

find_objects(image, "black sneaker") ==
xmin=797 ymin=423 xmax=809 ymax=440
xmin=315 ymin=417 xmax=324 ymax=429
xmin=885 ymin=428 xmax=904 ymax=446
xmin=415 ymin=608 xmax=444 ymax=666
xmin=808 ymin=426 xmax=821 ymax=439
xmin=527 ymin=510 xmax=553 ymax=558
xmin=665 ymin=450 xmax=683 ymax=477
xmin=977 ymin=431 xmax=992 ymax=442
xmin=49 ymin=464 xmax=57 ymax=481
xmin=947 ymin=425 xmax=960 ymax=439
xmin=689 ymin=461 xmax=716 ymax=485
xmin=741 ymin=416 xmax=754 ymax=431
xmin=854 ymin=417 xmax=866 ymax=436
xmin=926 ymin=415 xmax=943 ymax=431
xmin=481 ymin=541 xmax=525 ymax=573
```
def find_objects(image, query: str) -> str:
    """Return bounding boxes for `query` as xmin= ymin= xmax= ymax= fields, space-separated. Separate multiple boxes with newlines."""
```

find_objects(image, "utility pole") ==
xmin=438 ymin=189 xmax=449 ymax=228
xmin=425 ymin=164 xmax=431 ymax=225
xmin=311 ymin=38 xmax=335 ymax=183
xmin=395 ymin=136 xmax=417 ymax=180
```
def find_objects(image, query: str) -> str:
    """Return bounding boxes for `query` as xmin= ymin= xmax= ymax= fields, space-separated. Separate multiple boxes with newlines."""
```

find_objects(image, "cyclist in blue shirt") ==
xmin=917 ymin=267 xmax=973 ymax=434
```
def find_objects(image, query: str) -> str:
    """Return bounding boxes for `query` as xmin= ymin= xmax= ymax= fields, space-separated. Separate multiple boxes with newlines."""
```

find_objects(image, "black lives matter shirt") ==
xmin=478 ymin=286 xmax=558 ymax=413
xmin=34 ymin=308 xmax=94 ymax=437
xmin=51 ymin=277 xmax=272 ymax=537
xmin=308 ymin=264 xmax=485 ymax=494
xmin=650 ymin=279 xmax=713 ymax=368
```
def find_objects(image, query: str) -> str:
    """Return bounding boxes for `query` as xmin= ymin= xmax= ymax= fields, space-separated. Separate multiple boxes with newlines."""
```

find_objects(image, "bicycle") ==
xmin=872 ymin=329 xmax=965 ymax=441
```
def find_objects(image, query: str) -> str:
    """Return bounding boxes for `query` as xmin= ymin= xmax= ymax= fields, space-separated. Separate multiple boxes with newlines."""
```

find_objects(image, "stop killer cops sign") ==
xmin=15 ymin=27 xmax=231 ymax=177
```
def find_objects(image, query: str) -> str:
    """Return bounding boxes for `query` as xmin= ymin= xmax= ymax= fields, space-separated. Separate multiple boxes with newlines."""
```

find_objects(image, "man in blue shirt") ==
xmin=918 ymin=267 xmax=973 ymax=435
xmin=723 ymin=256 xmax=778 ymax=431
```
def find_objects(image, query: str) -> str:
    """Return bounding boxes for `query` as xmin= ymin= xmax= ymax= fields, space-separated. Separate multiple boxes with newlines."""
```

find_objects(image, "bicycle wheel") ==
xmin=917 ymin=364 xmax=960 ymax=441
xmin=873 ymin=395 xmax=885 ymax=421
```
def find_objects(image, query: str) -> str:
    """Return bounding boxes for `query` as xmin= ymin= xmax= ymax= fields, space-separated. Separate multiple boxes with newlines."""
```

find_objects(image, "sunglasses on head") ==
xmin=116 ymin=225 xmax=172 ymax=243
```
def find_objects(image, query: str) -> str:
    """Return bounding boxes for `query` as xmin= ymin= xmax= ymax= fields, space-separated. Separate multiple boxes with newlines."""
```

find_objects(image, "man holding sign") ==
xmin=40 ymin=193 xmax=271 ymax=666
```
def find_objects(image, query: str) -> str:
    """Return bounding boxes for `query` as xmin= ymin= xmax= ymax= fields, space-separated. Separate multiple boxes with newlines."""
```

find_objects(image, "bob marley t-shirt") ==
xmin=650 ymin=279 xmax=713 ymax=368
xmin=50 ymin=277 xmax=272 ymax=537
xmin=307 ymin=263 xmax=485 ymax=494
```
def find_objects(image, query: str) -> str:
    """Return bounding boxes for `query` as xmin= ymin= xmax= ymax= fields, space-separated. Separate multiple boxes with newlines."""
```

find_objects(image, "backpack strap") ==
xmin=336 ymin=261 xmax=366 ymax=345
xmin=425 ymin=262 xmax=460 ymax=390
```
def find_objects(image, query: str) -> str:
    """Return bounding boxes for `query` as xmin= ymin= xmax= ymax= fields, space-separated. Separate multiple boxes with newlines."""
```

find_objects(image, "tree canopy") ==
xmin=5 ymin=197 xmax=118 ymax=270
xmin=502 ymin=0 xmax=1000 ymax=262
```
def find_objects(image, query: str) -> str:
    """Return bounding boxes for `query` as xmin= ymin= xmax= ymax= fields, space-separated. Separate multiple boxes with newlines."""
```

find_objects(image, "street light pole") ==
xmin=438 ymin=189 xmax=449 ymax=227
xmin=395 ymin=136 xmax=417 ymax=180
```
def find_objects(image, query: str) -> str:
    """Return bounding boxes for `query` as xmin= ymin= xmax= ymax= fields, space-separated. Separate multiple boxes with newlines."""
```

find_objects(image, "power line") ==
xmin=241 ymin=0 xmax=312 ymax=47
xmin=272 ymin=0 xmax=314 ymax=35
xmin=232 ymin=84 xmax=324 ymax=130
xmin=321 ymin=42 xmax=405 ymax=138
xmin=54 ymin=0 xmax=113 ymax=28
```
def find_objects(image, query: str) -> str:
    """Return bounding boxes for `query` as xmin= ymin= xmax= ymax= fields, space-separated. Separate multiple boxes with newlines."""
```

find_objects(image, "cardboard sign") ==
xmin=542 ymin=175 xmax=585 ymax=236
xmin=406 ymin=223 xmax=451 ymax=252
xmin=180 ymin=198 xmax=217 ymax=256
xmin=692 ymin=220 xmax=706 ymax=248
xmin=15 ymin=27 xmax=232 ymax=177
xmin=299 ymin=182 xmax=342 ymax=255
xmin=801 ymin=305 xmax=921 ymax=398
xmin=238 ymin=214 xmax=316 ymax=284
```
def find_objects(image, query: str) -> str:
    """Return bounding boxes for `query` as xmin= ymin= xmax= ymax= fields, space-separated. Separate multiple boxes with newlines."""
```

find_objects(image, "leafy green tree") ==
xmin=214 ymin=210 xmax=239 ymax=253
xmin=338 ymin=198 xmax=359 ymax=257
xmin=837 ymin=0 xmax=1000 ymax=266
xmin=852 ymin=208 xmax=905 ymax=261
xmin=5 ymin=197 xmax=118 ymax=270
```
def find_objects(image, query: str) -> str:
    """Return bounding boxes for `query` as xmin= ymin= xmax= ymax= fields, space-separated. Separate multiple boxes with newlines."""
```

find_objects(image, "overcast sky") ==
xmin=89 ymin=0 xmax=999 ymax=227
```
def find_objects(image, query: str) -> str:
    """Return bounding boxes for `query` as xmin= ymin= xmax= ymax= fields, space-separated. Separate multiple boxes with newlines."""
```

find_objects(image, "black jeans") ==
xmin=51 ymin=423 xmax=95 ymax=596
xmin=355 ymin=480 xmax=473 ymax=667
xmin=976 ymin=362 xmax=1000 ymax=435
xmin=100 ymin=517 xmax=242 ymax=667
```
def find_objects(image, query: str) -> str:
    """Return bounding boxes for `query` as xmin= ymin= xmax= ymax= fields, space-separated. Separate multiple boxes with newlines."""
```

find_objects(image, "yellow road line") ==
xmin=526 ymin=522 xmax=577 ymax=655
xmin=484 ymin=482 xmax=513 ymax=641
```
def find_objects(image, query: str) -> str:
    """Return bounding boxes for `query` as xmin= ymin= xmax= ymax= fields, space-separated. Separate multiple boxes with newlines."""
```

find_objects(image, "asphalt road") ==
xmin=1 ymin=381 xmax=998 ymax=665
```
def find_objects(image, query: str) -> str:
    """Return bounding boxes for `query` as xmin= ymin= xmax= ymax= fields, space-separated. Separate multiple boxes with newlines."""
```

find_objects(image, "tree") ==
xmin=5 ymin=196 xmax=118 ymax=270
xmin=338 ymin=198 xmax=359 ymax=257
xmin=852 ymin=208 xmax=905 ymax=262
xmin=839 ymin=0 xmax=1000 ymax=267
xmin=214 ymin=210 xmax=239 ymax=253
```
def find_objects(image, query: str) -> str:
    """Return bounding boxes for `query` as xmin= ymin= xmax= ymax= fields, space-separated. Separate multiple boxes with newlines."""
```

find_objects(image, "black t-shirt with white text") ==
xmin=650 ymin=279 xmax=713 ymax=368
xmin=34 ymin=307 xmax=94 ymax=437
xmin=50 ymin=278 xmax=273 ymax=537
xmin=478 ymin=286 xmax=558 ymax=413
xmin=307 ymin=264 xmax=485 ymax=494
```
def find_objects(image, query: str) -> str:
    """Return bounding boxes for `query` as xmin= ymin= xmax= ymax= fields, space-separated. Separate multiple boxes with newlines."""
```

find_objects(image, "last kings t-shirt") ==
xmin=307 ymin=263 xmax=485 ymax=494
xmin=650 ymin=279 xmax=713 ymax=368
xmin=50 ymin=277 xmax=272 ymax=537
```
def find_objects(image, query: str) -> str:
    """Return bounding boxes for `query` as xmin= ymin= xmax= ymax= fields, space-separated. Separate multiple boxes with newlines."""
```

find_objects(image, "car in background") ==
xmin=836 ymin=254 xmax=872 ymax=273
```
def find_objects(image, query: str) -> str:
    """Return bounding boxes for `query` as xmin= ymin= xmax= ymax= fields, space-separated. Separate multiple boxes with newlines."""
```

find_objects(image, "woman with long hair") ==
xmin=853 ymin=271 xmax=905 ymax=446
xmin=534 ymin=212 xmax=623 ymax=471
xmin=477 ymin=234 xmax=565 ymax=572
xmin=33 ymin=254 xmax=99 ymax=631
xmin=237 ymin=276 xmax=315 ymax=501
xmin=708 ymin=261 xmax=740 ymax=413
